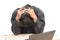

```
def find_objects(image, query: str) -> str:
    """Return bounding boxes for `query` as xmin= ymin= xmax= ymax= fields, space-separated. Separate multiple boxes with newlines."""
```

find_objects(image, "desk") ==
xmin=0 ymin=34 xmax=60 ymax=40
xmin=0 ymin=34 xmax=32 ymax=40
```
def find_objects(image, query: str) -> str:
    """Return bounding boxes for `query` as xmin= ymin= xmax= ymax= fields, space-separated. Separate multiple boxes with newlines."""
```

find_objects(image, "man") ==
xmin=11 ymin=4 xmax=45 ymax=35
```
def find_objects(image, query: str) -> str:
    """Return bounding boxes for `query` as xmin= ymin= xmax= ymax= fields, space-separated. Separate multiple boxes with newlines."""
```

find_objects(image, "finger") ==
xmin=20 ymin=7 xmax=24 ymax=11
xmin=28 ymin=7 xmax=31 ymax=10
xmin=24 ymin=8 xmax=28 ymax=11
xmin=17 ymin=10 xmax=20 ymax=14
xmin=22 ymin=10 xmax=25 ymax=13
xmin=29 ymin=7 xmax=34 ymax=10
xmin=27 ymin=8 xmax=33 ymax=12
xmin=25 ymin=10 xmax=29 ymax=13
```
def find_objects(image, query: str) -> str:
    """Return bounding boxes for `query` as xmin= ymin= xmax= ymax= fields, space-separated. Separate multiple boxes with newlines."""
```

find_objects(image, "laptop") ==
xmin=28 ymin=30 xmax=55 ymax=40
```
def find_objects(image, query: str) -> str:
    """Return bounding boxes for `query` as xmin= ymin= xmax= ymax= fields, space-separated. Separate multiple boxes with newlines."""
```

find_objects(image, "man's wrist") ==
xmin=15 ymin=17 xmax=19 ymax=23
xmin=34 ymin=16 xmax=37 ymax=23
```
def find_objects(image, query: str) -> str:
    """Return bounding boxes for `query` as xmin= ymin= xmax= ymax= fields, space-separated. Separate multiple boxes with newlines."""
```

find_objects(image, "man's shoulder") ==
xmin=31 ymin=6 xmax=44 ymax=16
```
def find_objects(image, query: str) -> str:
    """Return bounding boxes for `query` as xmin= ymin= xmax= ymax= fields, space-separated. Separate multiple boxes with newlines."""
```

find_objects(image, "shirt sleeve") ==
xmin=11 ymin=8 xmax=23 ymax=35
xmin=11 ymin=8 xmax=20 ymax=26
xmin=33 ymin=6 xmax=45 ymax=33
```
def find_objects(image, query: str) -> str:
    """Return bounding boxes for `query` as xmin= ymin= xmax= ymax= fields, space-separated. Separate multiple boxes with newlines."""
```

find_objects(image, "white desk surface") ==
xmin=0 ymin=34 xmax=32 ymax=40
xmin=0 ymin=34 xmax=60 ymax=40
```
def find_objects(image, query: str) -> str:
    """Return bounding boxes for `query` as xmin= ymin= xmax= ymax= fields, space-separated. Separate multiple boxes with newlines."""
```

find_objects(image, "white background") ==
xmin=0 ymin=0 xmax=60 ymax=37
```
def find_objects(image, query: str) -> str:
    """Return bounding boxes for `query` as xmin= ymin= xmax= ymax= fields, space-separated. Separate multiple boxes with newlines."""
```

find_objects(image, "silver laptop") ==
xmin=28 ymin=30 xmax=55 ymax=40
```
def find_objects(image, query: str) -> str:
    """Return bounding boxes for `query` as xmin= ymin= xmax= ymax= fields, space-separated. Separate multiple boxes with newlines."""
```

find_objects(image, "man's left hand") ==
xmin=26 ymin=8 xmax=37 ymax=23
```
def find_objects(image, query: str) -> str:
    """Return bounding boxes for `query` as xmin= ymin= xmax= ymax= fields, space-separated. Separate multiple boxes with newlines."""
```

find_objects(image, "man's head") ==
xmin=19 ymin=4 xmax=35 ymax=27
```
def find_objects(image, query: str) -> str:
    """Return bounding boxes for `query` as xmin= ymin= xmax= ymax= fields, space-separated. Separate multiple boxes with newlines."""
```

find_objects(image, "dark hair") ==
xmin=24 ymin=4 xmax=31 ymax=9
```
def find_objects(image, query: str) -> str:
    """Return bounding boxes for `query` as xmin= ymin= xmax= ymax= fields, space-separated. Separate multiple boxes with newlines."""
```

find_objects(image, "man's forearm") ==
xmin=33 ymin=15 xmax=38 ymax=23
xmin=15 ymin=16 xmax=19 ymax=23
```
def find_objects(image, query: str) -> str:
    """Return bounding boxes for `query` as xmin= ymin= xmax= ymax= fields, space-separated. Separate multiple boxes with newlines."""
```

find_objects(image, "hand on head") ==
xmin=16 ymin=7 xmax=37 ymax=23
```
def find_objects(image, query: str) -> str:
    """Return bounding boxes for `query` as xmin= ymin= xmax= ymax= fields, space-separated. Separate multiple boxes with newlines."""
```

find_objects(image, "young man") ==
xmin=11 ymin=4 xmax=45 ymax=35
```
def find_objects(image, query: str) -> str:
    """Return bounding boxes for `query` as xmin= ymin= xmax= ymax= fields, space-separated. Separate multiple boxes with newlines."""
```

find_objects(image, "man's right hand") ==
xmin=16 ymin=7 xmax=25 ymax=23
